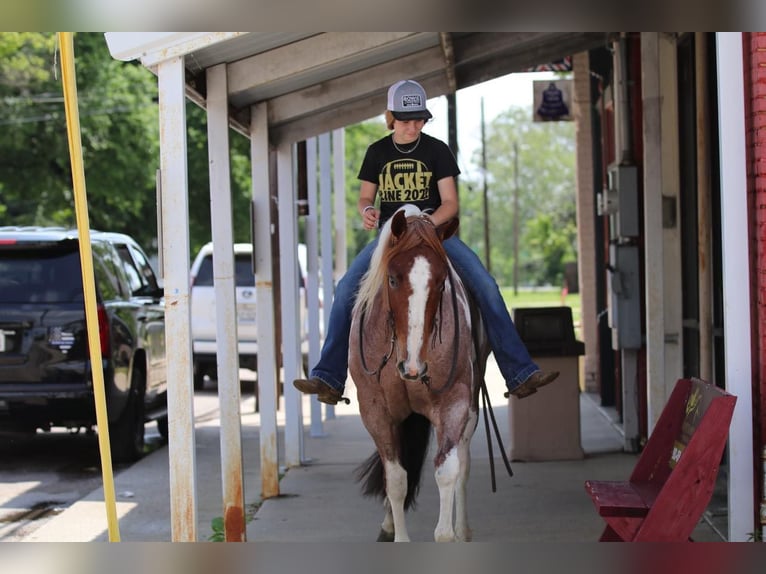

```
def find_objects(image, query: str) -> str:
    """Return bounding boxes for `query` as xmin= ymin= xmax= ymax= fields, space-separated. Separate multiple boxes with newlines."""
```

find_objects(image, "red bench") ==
xmin=584 ymin=378 xmax=736 ymax=541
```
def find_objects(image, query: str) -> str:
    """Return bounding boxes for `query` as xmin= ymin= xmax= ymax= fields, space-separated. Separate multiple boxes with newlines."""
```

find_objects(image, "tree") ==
xmin=0 ymin=33 xmax=162 ymax=251
xmin=184 ymin=103 xmax=254 ymax=259
xmin=0 ymin=33 xmax=254 ymax=261
xmin=458 ymin=105 xmax=576 ymax=287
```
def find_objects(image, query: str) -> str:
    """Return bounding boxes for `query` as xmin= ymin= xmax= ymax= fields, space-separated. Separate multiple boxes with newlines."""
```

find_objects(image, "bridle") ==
xmin=357 ymin=264 xmax=461 ymax=395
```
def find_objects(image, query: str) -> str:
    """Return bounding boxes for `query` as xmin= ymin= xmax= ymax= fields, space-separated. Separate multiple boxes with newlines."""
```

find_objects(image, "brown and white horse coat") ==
xmin=350 ymin=204 xmax=489 ymax=542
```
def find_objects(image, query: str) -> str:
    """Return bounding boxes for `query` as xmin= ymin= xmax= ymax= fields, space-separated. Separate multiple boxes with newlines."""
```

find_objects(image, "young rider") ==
xmin=294 ymin=79 xmax=559 ymax=405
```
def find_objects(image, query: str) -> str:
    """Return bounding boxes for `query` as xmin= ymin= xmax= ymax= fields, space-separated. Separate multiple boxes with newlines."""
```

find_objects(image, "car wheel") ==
xmin=156 ymin=415 xmax=169 ymax=441
xmin=110 ymin=367 xmax=146 ymax=463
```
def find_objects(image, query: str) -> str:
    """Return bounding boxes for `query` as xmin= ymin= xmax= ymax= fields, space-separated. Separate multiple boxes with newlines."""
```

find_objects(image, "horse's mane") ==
xmin=353 ymin=205 xmax=449 ymax=316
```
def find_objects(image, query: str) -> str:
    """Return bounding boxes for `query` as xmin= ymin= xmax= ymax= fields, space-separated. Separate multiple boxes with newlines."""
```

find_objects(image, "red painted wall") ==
xmin=745 ymin=32 xmax=766 ymax=507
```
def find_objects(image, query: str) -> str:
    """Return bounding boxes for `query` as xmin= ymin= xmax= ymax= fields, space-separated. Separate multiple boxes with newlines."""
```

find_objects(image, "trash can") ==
xmin=508 ymin=306 xmax=585 ymax=461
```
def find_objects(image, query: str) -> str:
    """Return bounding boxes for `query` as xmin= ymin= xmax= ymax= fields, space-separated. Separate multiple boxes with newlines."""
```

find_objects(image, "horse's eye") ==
xmin=388 ymin=275 xmax=398 ymax=288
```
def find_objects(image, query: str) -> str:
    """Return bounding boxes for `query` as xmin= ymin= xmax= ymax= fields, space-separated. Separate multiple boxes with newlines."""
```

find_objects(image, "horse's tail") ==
xmin=354 ymin=413 xmax=431 ymax=510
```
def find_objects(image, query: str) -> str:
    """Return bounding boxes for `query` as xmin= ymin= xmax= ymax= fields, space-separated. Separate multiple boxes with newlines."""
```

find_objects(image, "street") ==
xmin=0 ymin=384 xmax=232 ymax=541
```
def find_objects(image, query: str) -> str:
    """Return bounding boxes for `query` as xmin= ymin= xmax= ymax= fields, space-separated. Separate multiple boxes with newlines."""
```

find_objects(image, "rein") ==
xmin=358 ymin=310 xmax=395 ymax=382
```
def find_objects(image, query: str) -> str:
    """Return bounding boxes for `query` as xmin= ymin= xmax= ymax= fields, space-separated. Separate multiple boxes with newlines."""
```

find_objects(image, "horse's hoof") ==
xmin=377 ymin=529 xmax=395 ymax=542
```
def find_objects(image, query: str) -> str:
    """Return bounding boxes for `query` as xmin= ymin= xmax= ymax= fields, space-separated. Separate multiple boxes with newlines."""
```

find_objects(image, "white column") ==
xmin=157 ymin=55 xmax=197 ymax=542
xmin=318 ymin=133 xmax=336 ymax=420
xmin=278 ymin=142 xmax=304 ymax=467
xmin=640 ymin=33 xmax=666 ymax=433
xmin=250 ymin=102 xmax=280 ymax=498
xmin=306 ymin=137 xmax=325 ymax=438
xmin=333 ymin=128 xmax=347 ymax=275
xmin=206 ymin=63 xmax=245 ymax=541
xmin=572 ymin=52 xmax=598 ymax=393
xmin=716 ymin=31 xmax=755 ymax=542
xmin=657 ymin=34 xmax=684 ymax=426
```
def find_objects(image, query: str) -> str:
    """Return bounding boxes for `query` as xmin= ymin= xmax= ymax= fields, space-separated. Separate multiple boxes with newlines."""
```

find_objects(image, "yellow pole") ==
xmin=57 ymin=32 xmax=121 ymax=542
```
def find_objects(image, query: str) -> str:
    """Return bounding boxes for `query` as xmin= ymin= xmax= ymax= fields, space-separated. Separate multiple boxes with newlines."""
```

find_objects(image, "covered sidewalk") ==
xmin=26 ymin=357 xmax=724 ymax=542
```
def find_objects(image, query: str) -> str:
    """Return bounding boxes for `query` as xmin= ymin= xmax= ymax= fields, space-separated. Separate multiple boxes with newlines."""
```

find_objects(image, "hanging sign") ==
xmin=533 ymin=79 xmax=573 ymax=122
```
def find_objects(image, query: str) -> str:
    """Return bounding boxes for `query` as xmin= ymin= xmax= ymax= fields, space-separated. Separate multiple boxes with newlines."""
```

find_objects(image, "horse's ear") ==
xmin=391 ymin=210 xmax=408 ymax=241
xmin=437 ymin=217 xmax=459 ymax=242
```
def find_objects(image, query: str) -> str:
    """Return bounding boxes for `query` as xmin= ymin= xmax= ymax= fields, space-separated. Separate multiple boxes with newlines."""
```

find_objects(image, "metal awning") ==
xmin=106 ymin=32 xmax=609 ymax=143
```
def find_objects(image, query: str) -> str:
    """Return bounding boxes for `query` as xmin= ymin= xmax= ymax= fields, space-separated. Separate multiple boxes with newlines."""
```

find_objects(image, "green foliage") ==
xmin=0 ymin=32 xmax=161 ymax=251
xmin=524 ymin=212 xmax=578 ymax=286
xmin=208 ymin=501 xmax=262 ymax=542
xmin=184 ymin=103 xmax=253 ymax=259
xmin=208 ymin=516 xmax=225 ymax=542
xmin=0 ymin=32 xmax=254 ymax=261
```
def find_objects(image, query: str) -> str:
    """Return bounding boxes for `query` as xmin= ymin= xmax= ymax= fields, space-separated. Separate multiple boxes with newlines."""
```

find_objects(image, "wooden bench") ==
xmin=584 ymin=378 xmax=736 ymax=541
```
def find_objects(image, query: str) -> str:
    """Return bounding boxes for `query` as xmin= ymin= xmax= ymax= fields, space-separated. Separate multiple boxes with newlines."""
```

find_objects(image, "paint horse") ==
xmin=350 ymin=204 xmax=489 ymax=542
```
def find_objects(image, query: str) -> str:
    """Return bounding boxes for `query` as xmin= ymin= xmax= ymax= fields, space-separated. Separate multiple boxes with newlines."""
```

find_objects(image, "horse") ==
xmin=350 ymin=204 xmax=490 ymax=542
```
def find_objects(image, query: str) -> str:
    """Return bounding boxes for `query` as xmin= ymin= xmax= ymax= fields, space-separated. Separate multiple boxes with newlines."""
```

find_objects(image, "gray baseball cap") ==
xmin=387 ymin=79 xmax=433 ymax=121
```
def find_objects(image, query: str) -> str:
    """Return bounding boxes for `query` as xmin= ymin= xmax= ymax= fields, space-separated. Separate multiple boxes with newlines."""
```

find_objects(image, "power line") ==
xmin=0 ymin=103 xmax=153 ymax=126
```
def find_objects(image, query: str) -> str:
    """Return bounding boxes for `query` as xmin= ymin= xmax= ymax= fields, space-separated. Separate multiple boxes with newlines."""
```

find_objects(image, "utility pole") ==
xmin=447 ymin=93 xmax=459 ymax=238
xmin=513 ymin=141 xmax=520 ymax=296
xmin=481 ymin=97 xmax=490 ymax=273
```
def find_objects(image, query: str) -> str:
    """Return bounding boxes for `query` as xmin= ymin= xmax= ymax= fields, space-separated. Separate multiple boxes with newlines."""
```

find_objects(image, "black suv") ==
xmin=0 ymin=227 xmax=167 ymax=462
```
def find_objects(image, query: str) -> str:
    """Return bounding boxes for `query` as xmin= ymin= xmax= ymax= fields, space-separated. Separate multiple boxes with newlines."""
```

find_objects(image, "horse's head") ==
xmin=385 ymin=209 xmax=459 ymax=382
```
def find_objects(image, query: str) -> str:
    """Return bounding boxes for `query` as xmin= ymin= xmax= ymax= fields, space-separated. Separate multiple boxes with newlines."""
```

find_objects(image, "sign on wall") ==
xmin=533 ymin=79 xmax=573 ymax=122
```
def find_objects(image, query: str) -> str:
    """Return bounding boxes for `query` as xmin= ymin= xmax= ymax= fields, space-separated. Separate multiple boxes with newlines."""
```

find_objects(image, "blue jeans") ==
xmin=310 ymin=235 xmax=539 ymax=393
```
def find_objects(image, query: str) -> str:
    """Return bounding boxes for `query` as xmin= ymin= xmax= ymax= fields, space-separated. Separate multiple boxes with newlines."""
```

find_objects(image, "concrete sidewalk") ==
xmin=25 ymin=359 xmax=723 ymax=543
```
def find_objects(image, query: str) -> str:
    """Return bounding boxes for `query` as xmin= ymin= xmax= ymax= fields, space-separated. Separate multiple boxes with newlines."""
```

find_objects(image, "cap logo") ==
xmin=388 ymin=80 xmax=432 ymax=119
xmin=401 ymin=94 xmax=422 ymax=108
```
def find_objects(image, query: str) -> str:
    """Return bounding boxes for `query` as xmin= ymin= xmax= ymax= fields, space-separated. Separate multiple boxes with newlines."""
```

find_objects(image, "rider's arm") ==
xmin=358 ymin=180 xmax=379 ymax=230
xmin=429 ymin=176 xmax=459 ymax=227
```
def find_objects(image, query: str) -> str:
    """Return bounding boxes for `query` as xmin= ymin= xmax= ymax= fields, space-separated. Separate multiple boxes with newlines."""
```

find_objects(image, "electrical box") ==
xmin=606 ymin=164 xmax=639 ymax=239
xmin=607 ymin=244 xmax=642 ymax=350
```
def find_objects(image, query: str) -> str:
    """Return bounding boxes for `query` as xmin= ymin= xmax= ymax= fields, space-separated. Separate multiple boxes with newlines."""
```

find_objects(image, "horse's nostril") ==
xmin=398 ymin=361 xmax=420 ymax=381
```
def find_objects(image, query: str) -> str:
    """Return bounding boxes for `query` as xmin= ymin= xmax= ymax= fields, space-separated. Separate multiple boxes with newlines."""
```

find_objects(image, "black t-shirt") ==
xmin=357 ymin=133 xmax=460 ymax=227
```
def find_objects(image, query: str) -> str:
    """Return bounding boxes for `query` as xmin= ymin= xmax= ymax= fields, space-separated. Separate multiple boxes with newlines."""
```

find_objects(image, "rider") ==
xmin=294 ymin=79 xmax=559 ymax=405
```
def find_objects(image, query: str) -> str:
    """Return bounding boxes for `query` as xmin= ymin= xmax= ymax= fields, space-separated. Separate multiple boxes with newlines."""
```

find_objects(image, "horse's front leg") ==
xmin=384 ymin=459 xmax=410 ymax=542
xmin=433 ymin=446 xmax=459 ymax=542
xmin=454 ymin=407 xmax=477 ymax=541
xmin=454 ymin=438 xmax=473 ymax=541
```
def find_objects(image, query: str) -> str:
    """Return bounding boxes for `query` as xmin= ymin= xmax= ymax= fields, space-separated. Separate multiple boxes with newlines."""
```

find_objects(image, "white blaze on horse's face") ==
xmin=403 ymin=255 xmax=430 ymax=379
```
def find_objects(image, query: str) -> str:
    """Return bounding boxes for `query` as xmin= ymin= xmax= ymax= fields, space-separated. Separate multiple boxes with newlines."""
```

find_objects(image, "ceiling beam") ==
xmin=227 ymin=32 xmax=430 ymax=106
xmin=439 ymin=32 xmax=457 ymax=94
xmin=271 ymin=74 xmax=449 ymax=146
xmin=264 ymin=45 xmax=447 ymax=129
xmin=453 ymin=32 xmax=610 ymax=89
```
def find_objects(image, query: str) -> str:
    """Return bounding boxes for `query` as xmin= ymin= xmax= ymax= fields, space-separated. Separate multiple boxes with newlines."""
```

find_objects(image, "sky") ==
xmin=422 ymin=70 xmax=558 ymax=179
